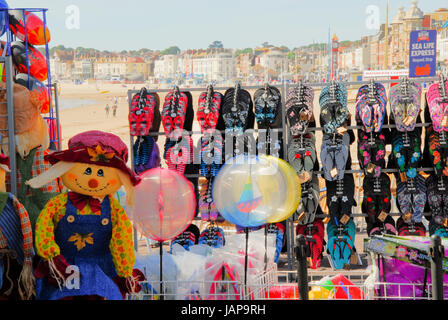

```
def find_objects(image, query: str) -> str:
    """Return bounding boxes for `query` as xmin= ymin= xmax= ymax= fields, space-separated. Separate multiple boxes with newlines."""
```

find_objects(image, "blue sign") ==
xmin=409 ymin=30 xmax=437 ymax=78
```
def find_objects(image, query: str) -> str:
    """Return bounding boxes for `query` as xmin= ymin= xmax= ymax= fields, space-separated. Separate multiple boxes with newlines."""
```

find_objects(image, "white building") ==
xmin=94 ymin=57 xmax=127 ymax=79
xmin=50 ymin=54 xmax=67 ymax=80
xmin=153 ymin=54 xmax=180 ymax=79
xmin=191 ymin=52 xmax=236 ymax=82
xmin=259 ymin=49 xmax=288 ymax=74
xmin=72 ymin=60 xmax=94 ymax=80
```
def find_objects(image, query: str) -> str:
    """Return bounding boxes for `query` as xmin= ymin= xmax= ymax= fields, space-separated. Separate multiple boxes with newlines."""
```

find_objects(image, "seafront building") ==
xmin=50 ymin=1 xmax=448 ymax=83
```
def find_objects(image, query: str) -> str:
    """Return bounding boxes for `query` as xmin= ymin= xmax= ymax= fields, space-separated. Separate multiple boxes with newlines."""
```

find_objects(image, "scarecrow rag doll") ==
xmin=26 ymin=130 xmax=144 ymax=300
xmin=0 ymin=154 xmax=34 ymax=300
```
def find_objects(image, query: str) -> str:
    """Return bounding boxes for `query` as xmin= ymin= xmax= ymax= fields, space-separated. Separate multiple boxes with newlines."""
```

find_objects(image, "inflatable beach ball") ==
xmin=212 ymin=154 xmax=301 ymax=228
xmin=131 ymin=168 xmax=196 ymax=242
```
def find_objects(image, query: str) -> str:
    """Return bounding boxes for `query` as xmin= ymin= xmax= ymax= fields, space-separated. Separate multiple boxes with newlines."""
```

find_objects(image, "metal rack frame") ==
xmin=0 ymin=7 xmax=61 ymax=196
xmin=127 ymin=75 xmax=441 ymax=270
xmin=0 ymin=55 xmax=17 ymax=196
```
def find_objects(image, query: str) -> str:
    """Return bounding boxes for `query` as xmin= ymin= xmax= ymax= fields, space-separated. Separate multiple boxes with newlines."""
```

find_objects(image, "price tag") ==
xmin=378 ymin=211 xmax=388 ymax=222
xmin=297 ymin=211 xmax=306 ymax=223
xmin=340 ymin=214 xmax=350 ymax=225
xmin=403 ymin=212 xmax=412 ymax=223
xmin=330 ymin=168 xmax=338 ymax=178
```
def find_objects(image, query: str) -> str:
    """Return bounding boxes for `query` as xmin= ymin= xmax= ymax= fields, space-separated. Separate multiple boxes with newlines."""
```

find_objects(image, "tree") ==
xmin=234 ymin=48 xmax=253 ymax=57
xmin=209 ymin=41 xmax=223 ymax=49
xmin=161 ymin=46 xmax=181 ymax=55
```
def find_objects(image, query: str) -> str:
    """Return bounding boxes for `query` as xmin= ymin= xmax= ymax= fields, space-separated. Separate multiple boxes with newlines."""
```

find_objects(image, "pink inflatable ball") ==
xmin=131 ymin=168 xmax=196 ymax=242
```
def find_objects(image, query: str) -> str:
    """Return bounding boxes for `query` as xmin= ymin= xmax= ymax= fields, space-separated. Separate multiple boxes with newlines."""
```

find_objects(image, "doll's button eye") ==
xmin=101 ymin=218 xmax=109 ymax=226
xmin=97 ymin=169 xmax=104 ymax=177
xmin=84 ymin=167 xmax=92 ymax=175
xmin=67 ymin=215 xmax=75 ymax=223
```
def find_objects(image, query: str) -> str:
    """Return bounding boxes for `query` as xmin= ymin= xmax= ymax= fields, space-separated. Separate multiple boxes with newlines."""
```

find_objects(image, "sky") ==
xmin=8 ymin=0 xmax=448 ymax=51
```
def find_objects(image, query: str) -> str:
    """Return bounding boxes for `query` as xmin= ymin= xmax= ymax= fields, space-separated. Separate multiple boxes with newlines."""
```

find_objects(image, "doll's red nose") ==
xmin=88 ymin=179 xmax=99 ymax=188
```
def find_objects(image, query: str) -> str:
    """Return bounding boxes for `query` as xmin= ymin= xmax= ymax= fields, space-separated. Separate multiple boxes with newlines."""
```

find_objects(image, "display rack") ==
xmin=0 ymin=7 xmax=61 ymax=194
xmin=127 ymin=76 xmax=440 ymax=271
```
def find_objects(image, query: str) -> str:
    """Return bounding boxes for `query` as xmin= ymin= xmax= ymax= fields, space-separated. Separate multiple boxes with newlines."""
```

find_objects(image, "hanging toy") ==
xmin=26 ymin=130 xmax=145 ymax=300
xmin=8 ymin=9 xmax=51 ymax=46
xmin=11 ymin=41 xmax=48 ymax=82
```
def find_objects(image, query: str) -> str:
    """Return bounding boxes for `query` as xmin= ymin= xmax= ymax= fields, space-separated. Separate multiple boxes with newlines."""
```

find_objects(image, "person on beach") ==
xmin=112 ymin=104 xmax=117 ymax=117
xmin=105 ymin=104 xmax=110 ymax=117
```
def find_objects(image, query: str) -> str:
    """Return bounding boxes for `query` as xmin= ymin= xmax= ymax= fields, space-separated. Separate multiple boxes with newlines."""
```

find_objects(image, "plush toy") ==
xmin=26 ymin=130 xmax=144 ymax=300
xmin=0 ymin=154 xmax=35 ymax=300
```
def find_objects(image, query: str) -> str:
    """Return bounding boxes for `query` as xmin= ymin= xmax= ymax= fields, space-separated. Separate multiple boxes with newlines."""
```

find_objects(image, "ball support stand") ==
xmin=128 ymin=76 xmax=440 ymax=274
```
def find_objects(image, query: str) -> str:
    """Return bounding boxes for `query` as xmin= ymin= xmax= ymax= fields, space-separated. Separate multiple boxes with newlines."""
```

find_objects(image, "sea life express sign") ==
xmin=409 ymin=30 xmax=437 ymax=78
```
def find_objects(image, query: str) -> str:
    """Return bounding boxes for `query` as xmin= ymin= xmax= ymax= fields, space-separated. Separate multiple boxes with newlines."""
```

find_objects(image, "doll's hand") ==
xmin=113 ymin=269 xmax=146 ymax=299
xmin=34 ymin=255 xmax=74 ymax=287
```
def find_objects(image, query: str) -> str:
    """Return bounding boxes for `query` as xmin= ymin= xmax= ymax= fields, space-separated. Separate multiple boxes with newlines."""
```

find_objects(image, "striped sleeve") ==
xmin=10 ymin=195 xmax=34 ymax=264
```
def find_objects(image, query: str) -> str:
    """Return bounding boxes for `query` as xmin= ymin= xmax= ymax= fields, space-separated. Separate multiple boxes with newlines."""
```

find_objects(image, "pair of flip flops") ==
xmin=295 ymin=175 xmax=320 ymax=225
xmin=389 ymin=79 xmax=422 ymax=132
xmin=199 ymin=177 xmax=220 ymax=222
xmin=133 ymin=136 xmax=161 ymax=175
xmin=396 ymin=216 xmax=426 ymax=236
xmin=326 ymin=217 xmax=356 ymax=270
xmin=222 ymin=83 xmax=254 ymax=132
xmin=358 ymin=130 xmax=387 ymax=177
xmin=296 ymin=219 xmax=325 ymax=269
xmin=164 ymin=136 xmax=194 ymax=175
xmin=391 ymin=129 xmax=422 ymax=180
xmin=254 ymin=84 xmax=282 ymax=130
xmin=355 ymin=82 xmax=387 ymax=133
xmin=325 ymin=174 xmax=355 ymax=223
xmin=162 ymin=88 xmax=194 ymax=137
xmin=426 ymin=173 xmax=448 ymax=228
xmin=198 ymin=225 xmax=226 ymax=248
xmin=426 ymin=77 xmax=448 ymax=132
xmin=320 ymin=82 xmax=347 ymax=107
xmin=197 ymin=85 xmax=223 ymax=133
xmin=199 ymin=134 xmax=223 ymax=177
xmin=427 ymin=125 xmax=448 ymax=176
xmin=320 ymin=81 xmax=349 ymax=135
xmin=129 ymin=88 xmax=161 ymax=137
xmin=288 ymin=132 xmax=316 ymax=181
xmin=362 ymin=173 xmax=392 ymax=225
xmin=396 ymin=174 xmax=427 ymax=224
xmin=320 ymin=132 xmax=350 ymax=181
xmin=367 ymin=215 xmax=397 ymax=237
xmin=286 ymin=84 xmax=314 ymax=136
